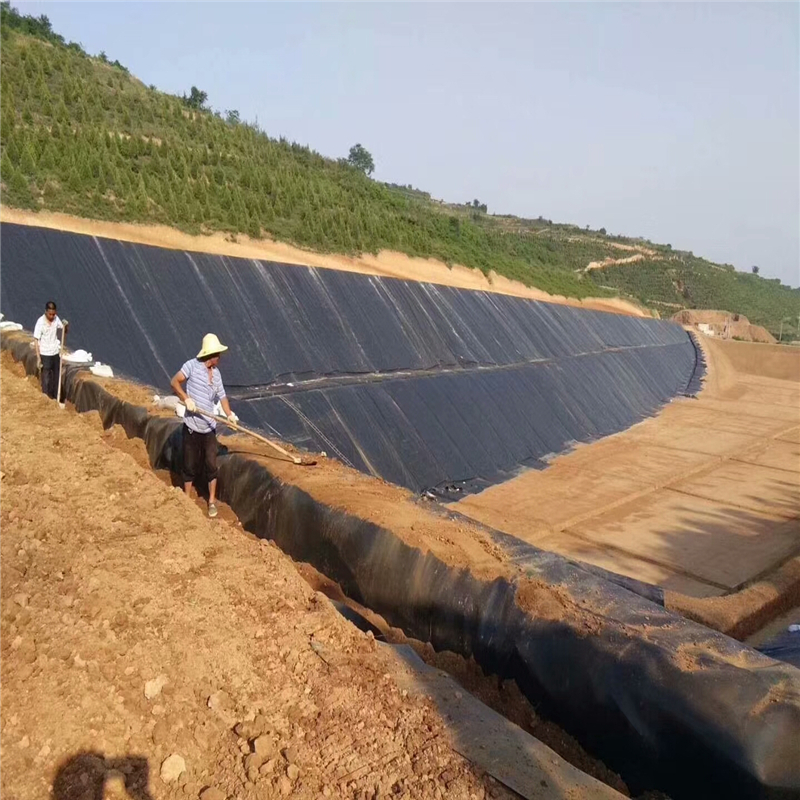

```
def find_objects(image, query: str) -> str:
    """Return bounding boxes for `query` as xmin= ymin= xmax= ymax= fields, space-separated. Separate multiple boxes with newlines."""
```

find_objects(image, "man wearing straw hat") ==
xmin=170 ymin=333 xmax=239 ymax=518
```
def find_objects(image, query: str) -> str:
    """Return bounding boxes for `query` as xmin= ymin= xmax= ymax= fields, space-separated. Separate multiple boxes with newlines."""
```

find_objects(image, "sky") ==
xmin=16 ymin=2 xmax=800 ymax=285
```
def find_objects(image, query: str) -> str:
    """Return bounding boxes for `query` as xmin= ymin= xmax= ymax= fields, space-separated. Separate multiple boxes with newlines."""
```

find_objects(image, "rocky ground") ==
xmin=0 ymin=358 xmax=515 ymax=800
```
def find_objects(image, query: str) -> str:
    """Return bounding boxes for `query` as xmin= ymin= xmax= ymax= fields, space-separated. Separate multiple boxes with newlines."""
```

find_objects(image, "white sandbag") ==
xmin=90 ymin=362 xmax=114 ymax=378
xmin=152 ymin=394 xmax=181 ymax=409
xmin=63 ymin=349 xmax=93 ymax=364
xmin=0 ymin=321 xmax=23 ymax=331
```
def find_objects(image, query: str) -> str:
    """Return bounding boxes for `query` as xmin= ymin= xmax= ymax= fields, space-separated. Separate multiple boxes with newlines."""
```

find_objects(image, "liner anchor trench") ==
xmin=3 ymin=331 xmax=799 ymax=800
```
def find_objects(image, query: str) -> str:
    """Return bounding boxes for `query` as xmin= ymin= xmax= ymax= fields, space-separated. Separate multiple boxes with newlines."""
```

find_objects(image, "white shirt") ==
xmin=33 ymin=314 xmax=64 ymax=356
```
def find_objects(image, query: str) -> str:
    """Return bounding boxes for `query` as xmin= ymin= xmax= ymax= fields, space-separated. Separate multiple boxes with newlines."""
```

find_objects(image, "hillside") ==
xmin=1 ymin=3 xmax=798 ymax=335
xmin=589 ymin=256 xmax=800 ymax=339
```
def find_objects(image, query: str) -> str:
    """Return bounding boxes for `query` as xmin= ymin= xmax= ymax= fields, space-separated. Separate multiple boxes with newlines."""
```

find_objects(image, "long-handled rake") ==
xmin=175 ymin=404 xmax=316 ymax=466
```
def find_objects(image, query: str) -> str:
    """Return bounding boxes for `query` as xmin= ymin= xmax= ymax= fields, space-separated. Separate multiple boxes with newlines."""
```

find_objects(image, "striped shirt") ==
xmin=33 ymin=314 xmax=64 ymax=356
xmin=180 ymin=358 xmax=227 ymax=434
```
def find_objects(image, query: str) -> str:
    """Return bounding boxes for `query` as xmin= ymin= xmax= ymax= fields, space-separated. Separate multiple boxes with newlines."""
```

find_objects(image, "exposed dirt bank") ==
xmin=672 ymin=310 xmax=777 ymax=344
xmin=1 ymin=359 xmax=525 ymax=800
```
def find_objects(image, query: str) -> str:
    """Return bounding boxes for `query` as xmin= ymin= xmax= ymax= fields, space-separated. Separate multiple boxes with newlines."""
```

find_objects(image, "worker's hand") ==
xmin=184 ymin=397 xmax=197 ymax=412
xmin=37 ymin=360 xmax=43 ymax=371
xmin=62 ymin=319 xmax=69 ymax=328
xmin=227 ymin=412 xmax=240 ymax=425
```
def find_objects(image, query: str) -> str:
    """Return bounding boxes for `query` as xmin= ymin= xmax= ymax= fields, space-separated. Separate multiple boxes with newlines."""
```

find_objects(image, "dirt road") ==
xmin=1 ymin=360 xmax=522 ymax=800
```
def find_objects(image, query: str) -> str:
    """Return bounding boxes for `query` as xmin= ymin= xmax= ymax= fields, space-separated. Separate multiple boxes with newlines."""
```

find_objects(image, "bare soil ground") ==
xmin=0 ymin=208 xmax=646 ymax=318
xmin=584 ymin=254 xmax=646 ymax=272
xmin=1 ymin=356 xmax=636 ymax=800
xmin=671 ymin=310 xmax=777 ymax=344
xmin=1 ymin=360 xmax=526 ymax=800
xmin=456 ymin=337 xmax=800 ymax=615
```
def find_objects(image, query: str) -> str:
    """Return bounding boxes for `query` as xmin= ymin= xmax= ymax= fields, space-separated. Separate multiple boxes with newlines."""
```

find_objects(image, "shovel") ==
xmin=175 ymin=404 xmax=316 ymax=466
xmin=56 ymin=324 xmax=67 ymax=410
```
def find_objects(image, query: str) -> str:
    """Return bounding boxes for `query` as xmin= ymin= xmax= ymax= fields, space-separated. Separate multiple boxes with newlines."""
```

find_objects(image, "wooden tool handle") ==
xmin=204 ymin=411 xmax=302 ymax=464
xmin=56 ymin=325 xmax=67 ymax=406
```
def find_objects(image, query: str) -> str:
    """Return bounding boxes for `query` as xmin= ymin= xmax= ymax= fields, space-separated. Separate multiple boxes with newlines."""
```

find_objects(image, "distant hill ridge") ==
xmin=1 ymin=2 xmax=798 ymax=336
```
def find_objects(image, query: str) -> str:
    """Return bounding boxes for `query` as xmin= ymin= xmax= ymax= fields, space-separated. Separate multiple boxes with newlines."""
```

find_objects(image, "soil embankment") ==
xmin=672 ymin=309 xmax=777 ymax=344
xmin=0 ymin=358 xmax=520 ymax=800
xmin=708 ymin=338 xmax=800 ymax=381
xmin=2 ymin=353 xmax=636 ymax=800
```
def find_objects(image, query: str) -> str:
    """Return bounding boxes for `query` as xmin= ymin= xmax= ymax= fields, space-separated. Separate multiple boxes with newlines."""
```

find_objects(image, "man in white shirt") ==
xmin=33 ymin=301 xmax=69 ymax=399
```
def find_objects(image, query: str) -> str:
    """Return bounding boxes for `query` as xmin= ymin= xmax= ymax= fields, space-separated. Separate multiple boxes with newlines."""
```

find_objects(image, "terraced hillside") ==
xmin=1 ymin=3 xmax=798 ymax=334
xmin=587 ymin=255 xmax=800 ymax=337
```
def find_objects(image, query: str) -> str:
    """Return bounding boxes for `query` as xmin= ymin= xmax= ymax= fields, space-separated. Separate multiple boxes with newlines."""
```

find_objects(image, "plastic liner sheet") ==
xmin=0 ymin=223 xmax=703 ymax=495
xmin=3 ymin=331 xmax=797 ymax=800
xmin=757 ymin=626 xmax=800 ymax=670
xmin=480 ymin=525 xmax=665 ymax=606
xmin=1 ymin=222 xmax=694 ymax=387
xmin=684 ymin=331 xmax=707 ymax=396
xmin=237 ymin=343 xmax=697 ymax=495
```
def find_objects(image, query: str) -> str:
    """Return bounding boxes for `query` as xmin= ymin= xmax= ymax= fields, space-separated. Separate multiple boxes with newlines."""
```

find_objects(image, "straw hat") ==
xmin=197 ymin=333 xmax=228 ymax=359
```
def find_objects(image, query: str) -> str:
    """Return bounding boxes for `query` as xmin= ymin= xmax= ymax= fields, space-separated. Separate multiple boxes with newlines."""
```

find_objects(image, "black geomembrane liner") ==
xmin=0 ymin=221 xmax=702 ymax=496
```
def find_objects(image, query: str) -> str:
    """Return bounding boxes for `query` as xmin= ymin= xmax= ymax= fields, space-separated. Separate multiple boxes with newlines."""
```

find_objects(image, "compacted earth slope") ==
xmin=0 ymin=357 xmax=521 ymax=800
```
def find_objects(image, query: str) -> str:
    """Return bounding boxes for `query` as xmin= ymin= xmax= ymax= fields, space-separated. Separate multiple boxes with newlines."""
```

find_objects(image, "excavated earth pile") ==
xmin=672 ymin=309 xmax=777 ymax=344
xmin=0 ymin=360 xmax=520 ymax=800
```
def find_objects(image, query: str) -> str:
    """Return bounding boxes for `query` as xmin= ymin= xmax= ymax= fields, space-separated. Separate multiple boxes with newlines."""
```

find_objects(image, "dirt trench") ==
xmin=0 ymin=358 xmax=523 ymax=800
xmin=1 ymin=356 xmax=636 ymax=800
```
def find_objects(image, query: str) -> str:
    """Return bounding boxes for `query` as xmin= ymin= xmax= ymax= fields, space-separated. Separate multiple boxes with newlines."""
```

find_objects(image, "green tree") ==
xmin=182 ymin=86 xmax=208 ymax=111
xmin=55 ymin=98 xmax=69 ymax=123
xmin=19 ymin=142 xmax=36 ymax=173
xmin=6 ymin=164 xmax=35 ymax=205
xmin=0 ymin=107 xmax=15 ymax=140
xmin=55 ymin=147 xmax=72 ymax=180
xmin=38 ymin=141 xmax=56 ymax=171
xmin=346 ymin=143 xmax=374 ymax=176
xmin=116 ymin=167 xmax=131 ymax=195
xmin=4 ymin=129 xmax=22 ymax=163
xmin=128 ymin=174 xmax=148 ymax=217
xmin=68 ymin=164 xmax=82 ymax=192
xmin=0 ymin=151 xmax=14 ymax=180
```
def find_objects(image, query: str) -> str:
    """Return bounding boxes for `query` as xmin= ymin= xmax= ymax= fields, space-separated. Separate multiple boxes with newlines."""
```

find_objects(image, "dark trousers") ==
xmin=40 ymin=354 xmax=60 ymax=399
xmin=182 ymin=427 xmax=218 ymax=484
